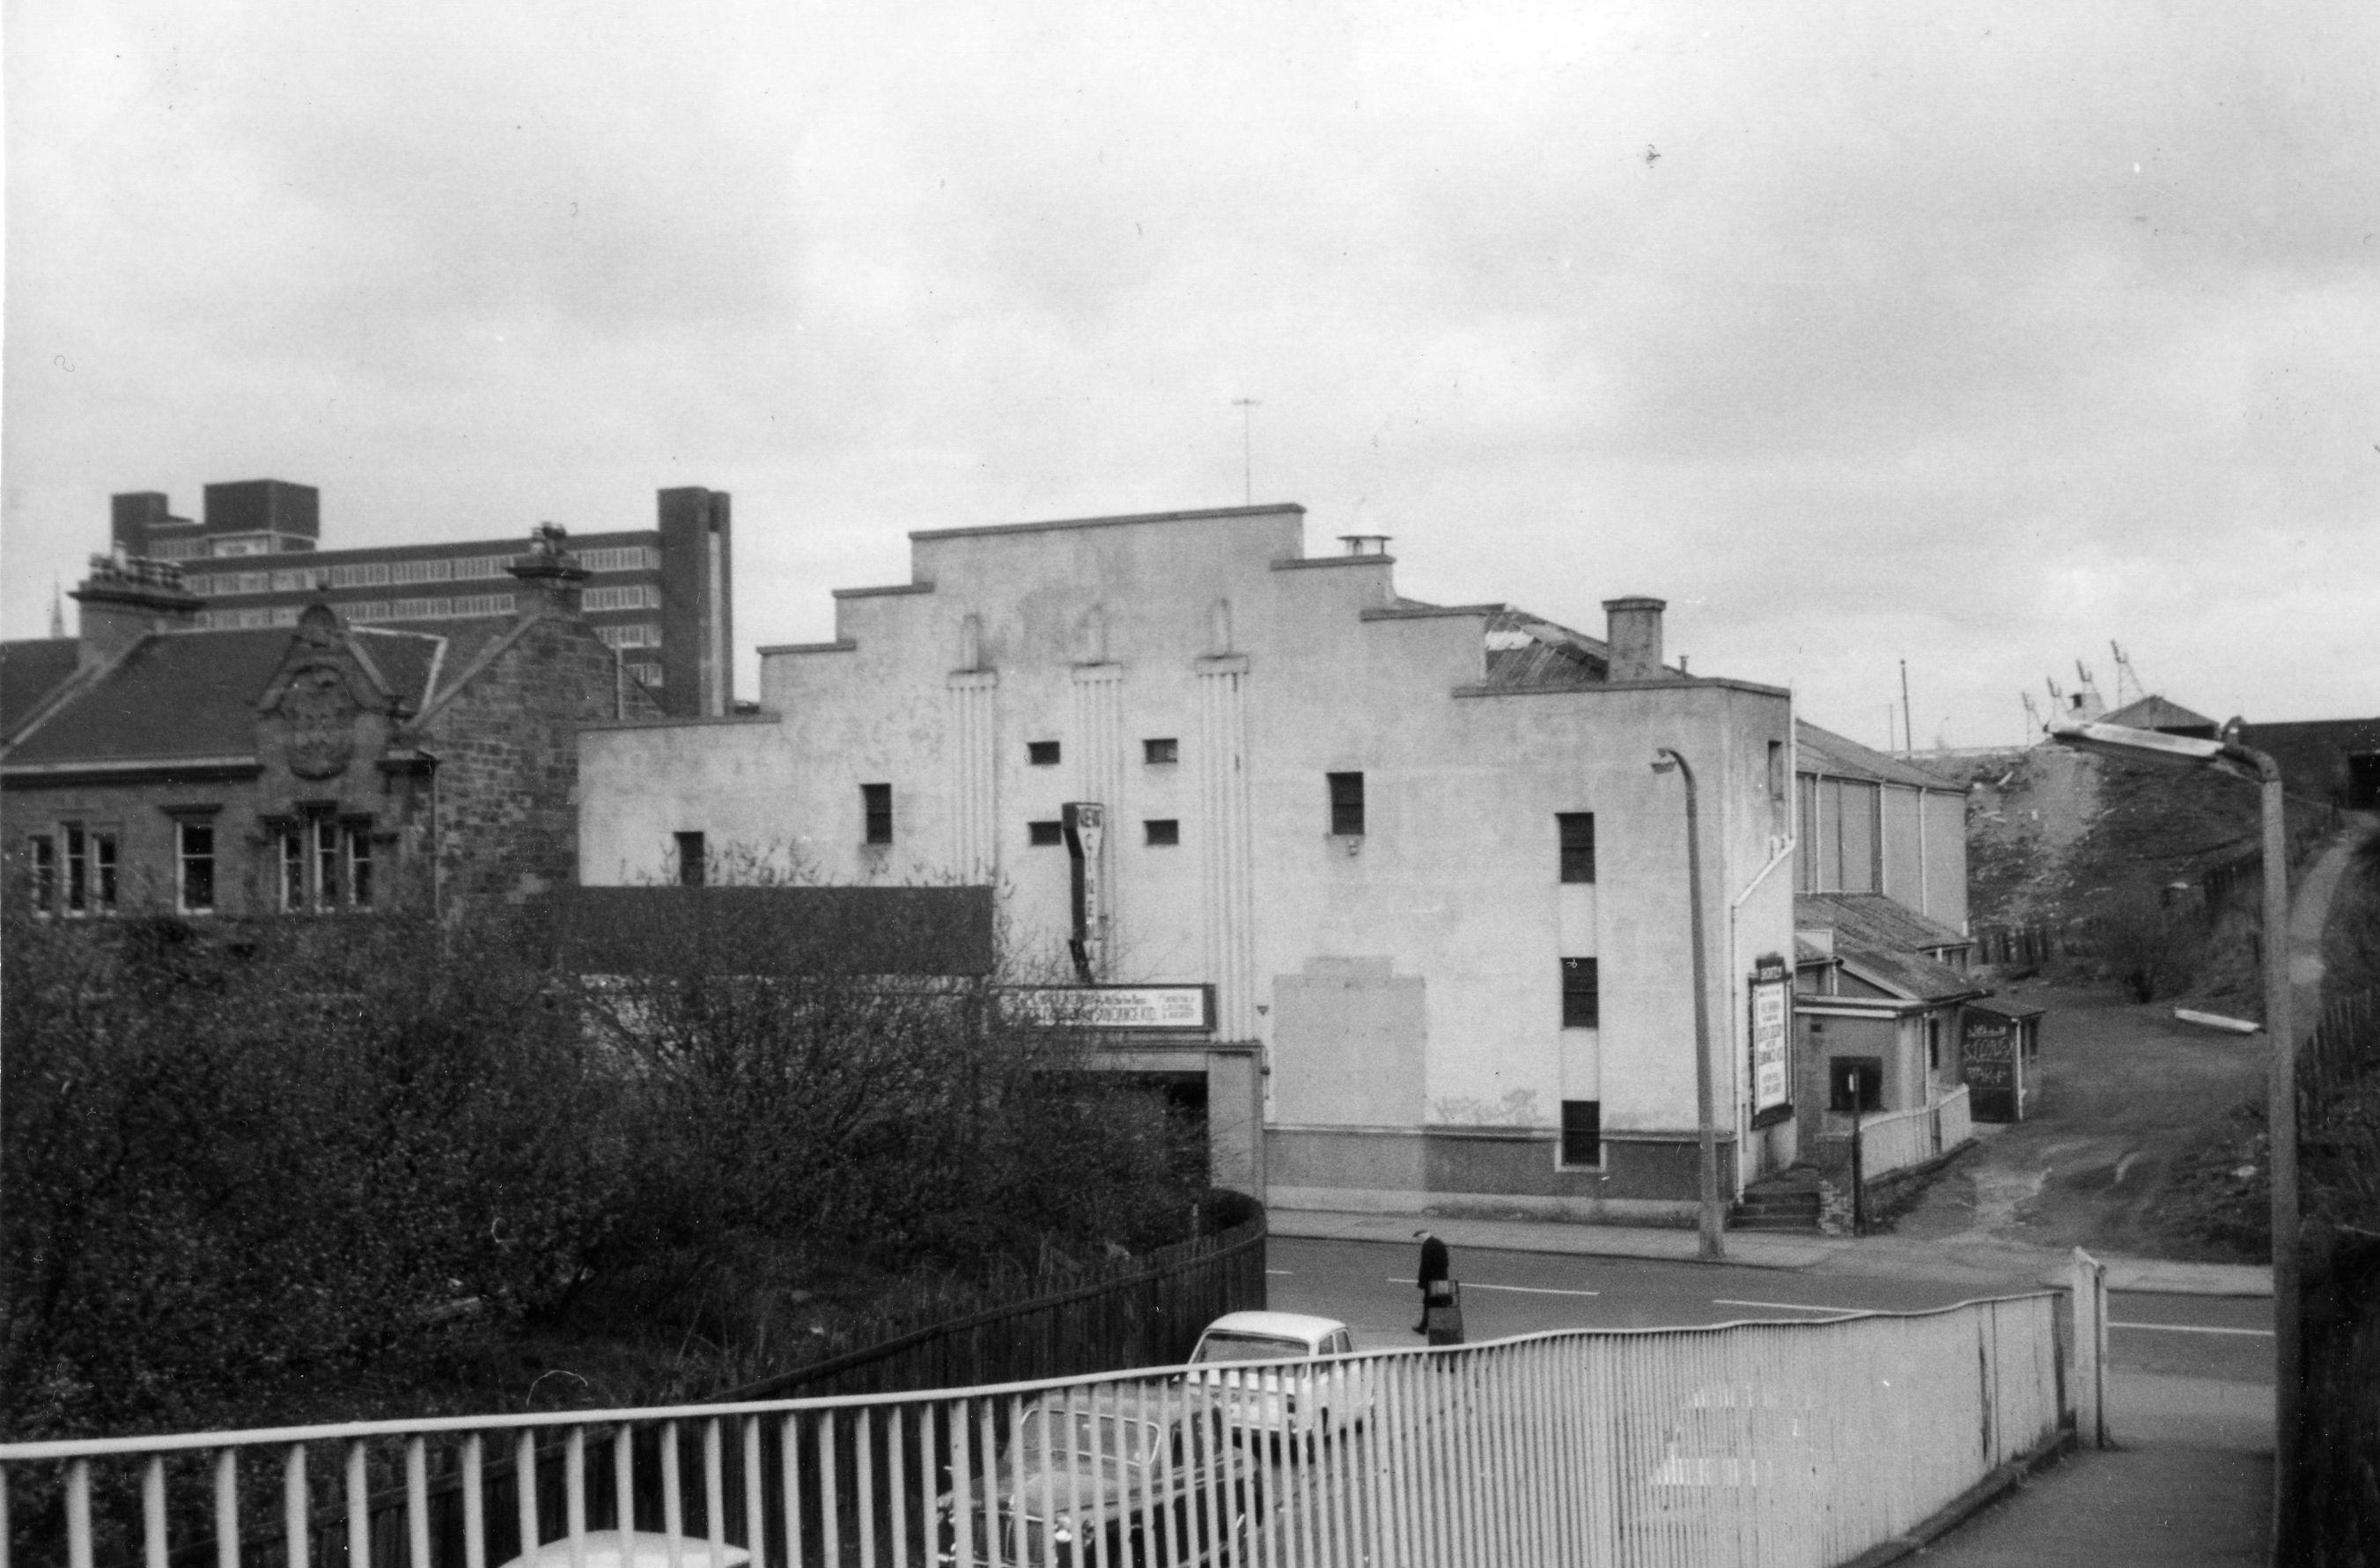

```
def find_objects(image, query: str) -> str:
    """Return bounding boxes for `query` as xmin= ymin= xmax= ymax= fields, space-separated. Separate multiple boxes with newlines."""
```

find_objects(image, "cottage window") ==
xmin=1028 ymin=740 xmax=1061 ymax=766
xmin=1328 ymin=771 xmax=1366 ymax=836
xmin=177 ymin=821 xmax=217 ymax=914
xmin=1559 ymin=1101 xmax=1603 ymax=1167
xmin=54 ymin=824 xmax=117 ymax=917
xmin=1557 ymin=813 xmax=1596 ymax=883
xmin=674 ymin=830 xmax=707 ymax=887
xmin=1145 ymin=819 xmax=1180 ymax=846
xmin=1144 ymin=738 xmax=1179 ymax=765
xmin=1560 ymin=957 xmax=1600 ymax=1028
xmin=281 ymin=817 xmax=373 ymax=912
xmin=26 ymin=835 xmax=56 ymax=914
xmin=862 ymin=783 xmax=894 ymax=845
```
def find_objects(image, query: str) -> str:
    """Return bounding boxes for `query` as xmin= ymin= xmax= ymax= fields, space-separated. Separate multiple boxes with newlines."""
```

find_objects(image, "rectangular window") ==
xmin=1557 ymin=812 xmax=1596 ymax=883
xmin=1560 ymin=957 xmax=1600 ymax=1028
xmin=26 ymin=836 xmax=56 ymax=913
xmin=1145 ymin=819 xmax=1180 ymax=846
xmin=862 ymin=783 xmax=894 ymax=845
xmin=1560 ymin=1101 xmax=1603 ymax=1167
xmin=175 ymin=820 xmax=216 ymax=914
xmin=279 ymin=817 xmax=370 ymax=912
xmin=92 ymin=831 xmax=118 ymax=913
xmin=1328 ymin=771 xmax=1365 ymax=836
xmin=1144 ymin=738 xmax=1178 ymax=765
xmin=1028 ymin=821 xmax=1064 ymax=847
xmin=64 ymin=824 xmax=87 ymax=913
xmin=1028 ymin=740 xmax=1061 ymax=766
xmin=349 ymin=826 xmax=373 ymax=909
xmin=1829 ymin=1057 xmax=1884 ymax=1113
xmin=674 ymin=830 xmax=706 ymax=887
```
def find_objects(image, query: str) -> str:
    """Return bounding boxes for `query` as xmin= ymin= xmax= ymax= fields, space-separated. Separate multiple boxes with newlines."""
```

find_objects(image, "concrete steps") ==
xmin=1730 ymin=1167 xmax=1824 ymax=1233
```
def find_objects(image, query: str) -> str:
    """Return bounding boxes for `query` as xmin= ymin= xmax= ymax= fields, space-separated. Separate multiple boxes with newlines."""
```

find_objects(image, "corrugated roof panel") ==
xmin=1795 ymin=720 xmax=1964 ymax=791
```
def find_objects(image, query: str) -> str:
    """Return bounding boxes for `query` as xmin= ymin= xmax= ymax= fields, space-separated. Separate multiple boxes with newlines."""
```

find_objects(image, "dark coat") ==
xmin=1416 ymin=1234 xmax=1450 ymax=1290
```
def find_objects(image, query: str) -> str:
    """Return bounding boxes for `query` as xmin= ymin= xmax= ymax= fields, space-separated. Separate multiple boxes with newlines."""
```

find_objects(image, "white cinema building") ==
xmin=577 ymin=504 xmax=1803 ymax=1222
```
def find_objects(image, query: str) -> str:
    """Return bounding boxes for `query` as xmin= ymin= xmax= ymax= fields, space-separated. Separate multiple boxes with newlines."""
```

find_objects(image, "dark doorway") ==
xmin=2347 ymin=753 xmax=2380 ymax=811
xmin=1830 ymin=1056 xmax=1883 ymax=1113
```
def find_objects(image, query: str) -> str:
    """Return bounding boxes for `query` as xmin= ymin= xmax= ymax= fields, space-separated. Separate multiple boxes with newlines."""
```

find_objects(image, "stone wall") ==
xmin=425 ymin=615 xmax=659 ymax=915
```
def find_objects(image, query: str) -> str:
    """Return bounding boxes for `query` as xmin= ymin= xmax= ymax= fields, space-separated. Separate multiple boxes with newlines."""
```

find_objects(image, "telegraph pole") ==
xmin=1233 ymin=398 xmax=1260 ymax=506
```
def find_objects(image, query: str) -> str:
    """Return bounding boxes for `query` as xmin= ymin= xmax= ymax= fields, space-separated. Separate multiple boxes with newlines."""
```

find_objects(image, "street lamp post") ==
xmin=2046 ymin=719 xmax=2299 ymax=1561
xmin=1654 ymin=747 xmax=1726 ymax=1262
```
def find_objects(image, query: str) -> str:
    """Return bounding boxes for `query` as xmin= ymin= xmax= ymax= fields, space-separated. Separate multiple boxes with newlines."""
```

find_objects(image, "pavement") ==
xmin=1271 ymin=1207 xmax=2273 ymax=1297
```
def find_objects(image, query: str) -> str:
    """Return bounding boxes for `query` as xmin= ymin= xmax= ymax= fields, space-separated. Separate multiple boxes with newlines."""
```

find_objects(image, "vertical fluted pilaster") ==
xmin=1197 ymin=653 xmax=1256 ymax=1041
xmin=947 ymin=670 xmax=998 ymax=882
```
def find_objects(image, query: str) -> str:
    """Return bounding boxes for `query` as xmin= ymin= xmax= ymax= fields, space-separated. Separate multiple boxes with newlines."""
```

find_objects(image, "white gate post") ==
xmin=2070 ymin=1247 xmax=2109 ymax=1447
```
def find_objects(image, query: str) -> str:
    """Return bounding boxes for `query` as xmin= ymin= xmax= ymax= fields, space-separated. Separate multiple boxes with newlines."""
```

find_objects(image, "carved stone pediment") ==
xmin=278 ymin=663 xmax=359 ymax=779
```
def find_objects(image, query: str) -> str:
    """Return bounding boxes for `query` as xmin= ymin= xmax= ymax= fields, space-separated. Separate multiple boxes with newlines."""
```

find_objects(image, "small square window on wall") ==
xmin=1028 ymin=821 xmax=1065 ymax=847
xmin=1145 ymin=819 xmax=1180 ymax=846
xmin=1560 ymin=1101 xmax=1603 ymax=1167
xmin=1327 ymin=771 xmax=1365 ymax=836
xmin=1560 ymin=956 xmax=1600 ymax=1028
xmin=1557 ymin=812 xmax=1595 ymax=883
xmin=862 ymin=783 xmax=894 ymax=845
xmin=1143 ymin=738 xmax=1178 ymax=765
xmin=1028 ymin=740 xmax=1061 ymax=766
xmin=674 ymin=830 xmax=707 ymax=887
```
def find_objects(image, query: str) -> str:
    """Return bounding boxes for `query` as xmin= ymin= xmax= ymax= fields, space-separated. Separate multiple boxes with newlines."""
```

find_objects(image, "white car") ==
xmin=1184 ymin=1310 xmax=1375 ymax=1445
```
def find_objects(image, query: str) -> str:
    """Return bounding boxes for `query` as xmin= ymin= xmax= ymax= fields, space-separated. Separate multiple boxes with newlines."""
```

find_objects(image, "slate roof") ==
xmin=1838 ymin=946 xmax=1987 ymax=1005
xmin=1480 ymin=607 xmax=1614 ymax=688
xmin=2102 ymin=694 xmax=2217 ymax=733
xmin=550 ymin=886 xmax=998 ymax=977
xmin=1796 ymin=892 xmax=1971 ymax=953
xmin=1 ymin=639 xmax=81 ymax=737
xmin=4 ymin=629 xmax=294 ymax=764
xmin=1795 ymin=720 xmax=1964 ymax=791
xmin=4 ymin=622 xmax=455 ymax=768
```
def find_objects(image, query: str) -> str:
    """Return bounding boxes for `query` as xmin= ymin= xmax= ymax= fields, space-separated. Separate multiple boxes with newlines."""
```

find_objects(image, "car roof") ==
xmin=1196 ymin=1310 xmax=1347 ymax=1343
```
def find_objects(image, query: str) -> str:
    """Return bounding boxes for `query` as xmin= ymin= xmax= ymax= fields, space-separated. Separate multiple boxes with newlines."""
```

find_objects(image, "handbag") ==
xmin=1423 ymin=1279 xmax=1465 ymax=1344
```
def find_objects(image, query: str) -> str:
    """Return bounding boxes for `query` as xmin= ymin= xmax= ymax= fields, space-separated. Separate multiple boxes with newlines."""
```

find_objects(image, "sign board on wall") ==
xmin=1962 ymin=1014 xmax=2023 ymax=1121
xmin=1749 ymin=953 xmax=1792 ymax=1127
xmin=1063 ymin=802 xmax=1105 ymax=981
xmin=1005 ymin=985 xmax=1216 ymax=1032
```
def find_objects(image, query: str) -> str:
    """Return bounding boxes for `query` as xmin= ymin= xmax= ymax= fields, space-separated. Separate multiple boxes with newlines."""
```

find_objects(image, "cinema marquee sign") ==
xmin=1005 ymin=984 xmax=1217 ymax=1032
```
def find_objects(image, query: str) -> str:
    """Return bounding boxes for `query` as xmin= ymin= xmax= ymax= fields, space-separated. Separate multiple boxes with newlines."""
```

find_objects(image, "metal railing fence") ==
xmin=2 ymin=1292 xmax=2072 ymax=1568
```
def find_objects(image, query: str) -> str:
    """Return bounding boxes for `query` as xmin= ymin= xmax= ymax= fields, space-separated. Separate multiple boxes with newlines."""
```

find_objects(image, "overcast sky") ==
xmin=6 ymin=1 xmax=2374 ymax=748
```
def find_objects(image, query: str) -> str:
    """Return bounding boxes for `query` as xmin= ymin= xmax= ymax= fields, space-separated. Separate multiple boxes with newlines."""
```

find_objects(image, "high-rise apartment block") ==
xmin=105 ymin=480 xmax=733 ymax=716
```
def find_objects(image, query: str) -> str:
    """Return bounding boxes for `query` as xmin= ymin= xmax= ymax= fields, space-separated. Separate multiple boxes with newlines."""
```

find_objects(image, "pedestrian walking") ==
xmin=1414 ymin=1229 xmax=1463 ymax=1343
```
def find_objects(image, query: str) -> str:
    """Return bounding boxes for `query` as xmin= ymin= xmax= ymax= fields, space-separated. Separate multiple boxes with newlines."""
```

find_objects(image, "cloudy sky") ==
xmin=7 ymin=1 xmax=2374 ymax=747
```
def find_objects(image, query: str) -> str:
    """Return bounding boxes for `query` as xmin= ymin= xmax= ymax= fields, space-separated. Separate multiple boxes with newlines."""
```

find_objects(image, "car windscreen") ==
xmin=1190 ymin=1332 xmax=1312 ymax=1364
xmin=1015 ymin=1409 xmax=1159 ymax=1466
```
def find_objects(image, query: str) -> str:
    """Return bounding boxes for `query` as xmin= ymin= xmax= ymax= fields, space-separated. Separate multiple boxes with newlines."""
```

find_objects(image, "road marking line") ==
xmin=1712 ymin=1298 xmax=1862 ymax=1315
xmin=2110 ymin=1321 xmax=2273 ymax=1338
xmin=1265 ymin=1270 xmax=1294 ymax=1277
xmin=1383 ymin=1279 xmax=1598 ymax=1297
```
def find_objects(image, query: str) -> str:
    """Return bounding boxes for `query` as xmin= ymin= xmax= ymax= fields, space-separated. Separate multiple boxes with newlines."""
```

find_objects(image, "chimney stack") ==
xmin=1602 ymin=596 xmax=1669 ymax=682
xmin=506 ymin=522 xmax=590 ymax=617
xmin=71 ymin=554 xmax=203 ymax=669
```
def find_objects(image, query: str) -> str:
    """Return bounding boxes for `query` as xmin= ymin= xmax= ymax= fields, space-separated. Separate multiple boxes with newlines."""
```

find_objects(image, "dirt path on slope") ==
xmin=1890 ymin=983 xmax=2266 ymax=1259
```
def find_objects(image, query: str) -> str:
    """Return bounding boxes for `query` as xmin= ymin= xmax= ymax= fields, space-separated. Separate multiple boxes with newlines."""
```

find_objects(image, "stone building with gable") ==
xmin=3 ymin=526 xmax=659 ymax=920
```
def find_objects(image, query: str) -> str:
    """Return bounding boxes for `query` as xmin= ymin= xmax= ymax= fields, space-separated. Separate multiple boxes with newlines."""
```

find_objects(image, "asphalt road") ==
xmin=1264 ymin=1237 xmax=2274 ymax=1384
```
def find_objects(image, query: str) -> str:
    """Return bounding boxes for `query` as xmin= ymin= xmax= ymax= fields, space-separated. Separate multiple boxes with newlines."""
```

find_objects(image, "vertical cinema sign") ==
xmin=1750 ymin=952 xmax=1792 ymax=1126
xmin=1063 ymin=801 xmax=1106 ymax=982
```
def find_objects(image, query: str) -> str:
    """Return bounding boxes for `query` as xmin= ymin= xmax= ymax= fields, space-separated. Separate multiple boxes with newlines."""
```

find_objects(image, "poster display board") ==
xmin=1963 ymin=1012 xmax=2022 ymax=1122
xmin=1750 ymin=953 xmax=1792 ymax=1128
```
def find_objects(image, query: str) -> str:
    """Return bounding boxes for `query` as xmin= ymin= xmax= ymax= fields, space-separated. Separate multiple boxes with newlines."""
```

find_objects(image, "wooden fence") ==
xmin=2295 ymin=987 xmax=2380 ymax=1564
